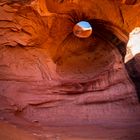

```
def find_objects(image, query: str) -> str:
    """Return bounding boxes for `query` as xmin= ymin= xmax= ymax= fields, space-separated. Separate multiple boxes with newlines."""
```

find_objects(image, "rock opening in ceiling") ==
xmin=73 ymin=21 xmax=92 ymax=38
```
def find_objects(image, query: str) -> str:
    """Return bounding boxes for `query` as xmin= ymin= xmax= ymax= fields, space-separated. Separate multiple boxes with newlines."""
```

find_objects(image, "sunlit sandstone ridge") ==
xmin=0 ymin=0 xmax=140 ymax=139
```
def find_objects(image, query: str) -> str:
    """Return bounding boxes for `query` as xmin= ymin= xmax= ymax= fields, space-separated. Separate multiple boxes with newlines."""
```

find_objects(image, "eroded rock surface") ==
xmin=0 ymin=0 xmax=140 ymax=139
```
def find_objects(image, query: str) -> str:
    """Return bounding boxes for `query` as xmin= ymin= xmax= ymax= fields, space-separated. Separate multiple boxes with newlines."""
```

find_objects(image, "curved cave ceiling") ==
xmin=48 ymin=8 xmax=128 ymax=81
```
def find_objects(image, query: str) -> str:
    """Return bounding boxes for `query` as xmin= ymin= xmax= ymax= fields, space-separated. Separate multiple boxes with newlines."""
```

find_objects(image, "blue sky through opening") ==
xmin=77 ymin=21 xmax=91 ymax=28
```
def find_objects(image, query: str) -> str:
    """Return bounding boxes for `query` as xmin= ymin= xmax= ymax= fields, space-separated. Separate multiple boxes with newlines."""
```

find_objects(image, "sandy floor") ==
xmin=0 ymin=104 xmax=140 ymax=140
xmin=0 ymin=119 xmax=140 ymax=140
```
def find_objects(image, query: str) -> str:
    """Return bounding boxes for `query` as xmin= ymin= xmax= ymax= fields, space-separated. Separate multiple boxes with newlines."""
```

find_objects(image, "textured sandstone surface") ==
xmin=0 ymin=0 xmax=140 ymax=139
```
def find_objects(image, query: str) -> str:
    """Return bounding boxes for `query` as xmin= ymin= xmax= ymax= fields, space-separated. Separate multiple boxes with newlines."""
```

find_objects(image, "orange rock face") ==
xmin=0 ymin=0 xmax=140 ymax=139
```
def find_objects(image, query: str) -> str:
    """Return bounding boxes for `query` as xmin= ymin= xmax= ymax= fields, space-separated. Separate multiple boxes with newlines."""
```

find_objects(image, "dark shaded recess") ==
xmin=57 ymin=0 xmax=65 ymax=3
xmin=88 ymin=19 xmax=127 ymax=60
xmin=126 ymin=54 xmax=140 ymax=101
xmin=124 ymin=0 xmax=137 ymax=5
xmin=3 ymin=0 xmax=32 ymax=4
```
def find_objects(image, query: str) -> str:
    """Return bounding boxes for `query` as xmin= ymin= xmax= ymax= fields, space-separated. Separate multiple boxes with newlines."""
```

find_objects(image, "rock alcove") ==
xmin=0 ymin=0 xmax=140 ymax=139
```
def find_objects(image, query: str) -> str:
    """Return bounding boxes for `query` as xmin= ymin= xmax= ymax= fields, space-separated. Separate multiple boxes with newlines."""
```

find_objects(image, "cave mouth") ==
xmin=125 ymin=27 xmax=140 ymax=101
